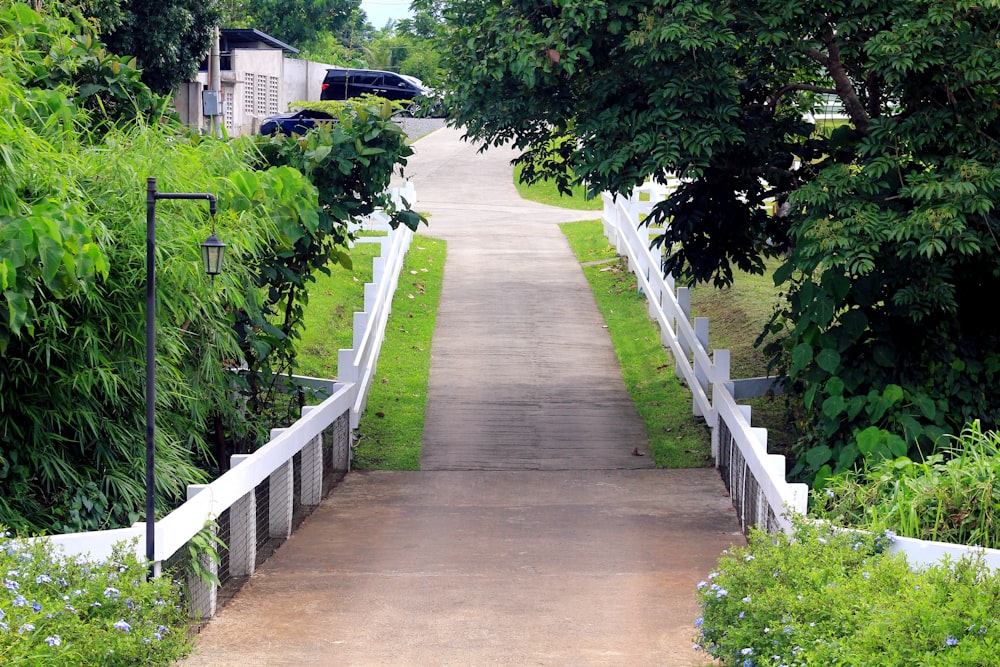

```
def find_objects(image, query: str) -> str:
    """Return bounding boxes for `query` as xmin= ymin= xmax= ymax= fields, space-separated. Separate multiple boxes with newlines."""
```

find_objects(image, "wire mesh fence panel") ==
xmin=254 ymin=477 xmax=283 ymax=567
xmin=718 ymin=417 xmax=784 ymax=536
xmin=163 ymin=539 xmax=213 ymax=625
xmin=291 ymin=450 xmax=309 ymax=529
xmin=217 ymin=508 xmax=232 ymax=589
xmin=322 ymin=411 xmax=351 ymax=495
xmin=168 ymin=406 xmax=353 ymax=620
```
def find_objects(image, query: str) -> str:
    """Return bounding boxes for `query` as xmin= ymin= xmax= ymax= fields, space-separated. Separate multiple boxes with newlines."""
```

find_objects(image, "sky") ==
xmin=361 ymin=0 xmax=413 ymax=29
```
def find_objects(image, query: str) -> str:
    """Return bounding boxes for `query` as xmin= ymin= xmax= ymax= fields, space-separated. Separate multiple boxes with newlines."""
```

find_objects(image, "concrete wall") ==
xmin=283 ymin=58 xmax=338 ymax=105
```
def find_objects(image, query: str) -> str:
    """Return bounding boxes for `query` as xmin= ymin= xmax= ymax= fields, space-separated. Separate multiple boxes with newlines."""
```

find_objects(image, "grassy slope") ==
xmin=296 ymin=236 xmax=446 ymax=469
xmin=560 ymin=221 xmax=713 ymax=468
xmin=351 ymin=237 xmax=445 ymax=469
xmin=513 ymin=163 xmax=603 ymax=211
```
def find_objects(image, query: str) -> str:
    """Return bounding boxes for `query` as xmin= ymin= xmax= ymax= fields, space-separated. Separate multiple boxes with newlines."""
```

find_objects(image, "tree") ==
xmin=432 ymin=0 xmax=1000 ymax=480
xmin=223 ymin=0 xmax=362 ymax=50
xmin=93 ymin=0 xmax=222 ymax=94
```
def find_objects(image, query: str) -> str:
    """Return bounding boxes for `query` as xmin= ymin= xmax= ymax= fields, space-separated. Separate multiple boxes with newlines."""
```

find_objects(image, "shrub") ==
xmin=811 ymin=420 xmax=1000 ymax=550
xmin=0 ymin=531 xmax=189 ymax=665
xmin=696 ymin=520 xmax=1000 ymax=666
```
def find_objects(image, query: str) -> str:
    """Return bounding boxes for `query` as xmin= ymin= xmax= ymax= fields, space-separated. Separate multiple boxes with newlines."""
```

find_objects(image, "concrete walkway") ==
xmin=180 ymin=128 xmax=742 ymax=666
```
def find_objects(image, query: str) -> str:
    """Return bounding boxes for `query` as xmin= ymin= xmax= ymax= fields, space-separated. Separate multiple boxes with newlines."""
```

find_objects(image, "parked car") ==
xmin=259 ymin=108 xmax=335 ymax=136
xmin=320 ymin=68 xmax=444 ymax=117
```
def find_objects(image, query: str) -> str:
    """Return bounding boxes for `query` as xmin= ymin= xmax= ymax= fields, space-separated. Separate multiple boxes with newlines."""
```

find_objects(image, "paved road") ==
xmin=414 ymin=128 xmax=651 ymax=470
xmin=180 ymin=127 xmax=742 ymax=666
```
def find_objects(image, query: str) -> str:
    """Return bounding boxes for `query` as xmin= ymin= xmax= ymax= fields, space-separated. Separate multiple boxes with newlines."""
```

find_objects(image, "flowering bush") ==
xmin=695 ymin=520 xmax=1000 ymax=666
xmin=0 ymin=531 xmax=189 ymax=665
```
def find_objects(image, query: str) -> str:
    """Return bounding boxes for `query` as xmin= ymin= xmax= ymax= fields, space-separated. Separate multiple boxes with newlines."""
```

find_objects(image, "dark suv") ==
xmin=321 ymin=68 xmax=433 ymax=114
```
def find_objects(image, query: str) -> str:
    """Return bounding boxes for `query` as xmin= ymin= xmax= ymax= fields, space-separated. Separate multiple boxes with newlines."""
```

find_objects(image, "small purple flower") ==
xmin=946 ymin=637 xmax=958 ymax=647
xmin=31 ymin=601 xmax=41 ymax=613
xmin=694 ymin=616 xmax=704 ymax=628
xmin=103 ymin=587 xmax=119 ymax=599
xmin=45 ymin=635 xmax=61 ymax=647
xmin=742 ymin=596 xmax=752 ymax=603
xmin=35 ymin=574 xmax=51 ymax=584
xmin=11 ymin=595 xmax=27 ymax=608
xmin=4 ymin=579 xmax=18 ymax=592
xmin=697 ymin=580 xmax=708 ymax=590
xmin=153 ymin=632 xmax=164 ymax=641
xmin=113 ymin=619 xmax=131 ymax=633
xmin=741 ymin=647 xmax=753 ymax=656
xmin=18 ymin=623 xmax=34 ymax=634
xmin=716 ymin=588 xmax=728 ymax=598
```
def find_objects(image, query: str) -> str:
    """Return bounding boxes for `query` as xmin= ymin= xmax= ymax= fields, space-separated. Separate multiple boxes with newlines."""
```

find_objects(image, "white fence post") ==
xmin=300 ymin=431 xmax=323 ymax=507
xmin=228 ymin=454 xmax=257 ymax=577
xmin=184 ymin=484 xmax=217 ymax=620
xmin=268 ymin=428 xmax=294 ymax=540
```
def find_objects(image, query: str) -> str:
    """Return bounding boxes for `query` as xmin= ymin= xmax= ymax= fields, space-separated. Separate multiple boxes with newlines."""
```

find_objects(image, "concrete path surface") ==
xmin=180 ymin=127 xmax=743 ymax=666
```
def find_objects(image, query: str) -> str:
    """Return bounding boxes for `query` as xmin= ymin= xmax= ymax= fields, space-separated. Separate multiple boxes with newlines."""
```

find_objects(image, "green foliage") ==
xmin=513 ymin=162 xmax=601 ymax=211
xmin=95 ymin=0 xmax=222 ymax=95
xmin=812 ymin=420 xmax=1000 ymax=550
xmin=0 ymin=5 xmax=297 ymax=533
xmin=186 ymin=521 xmax=225 ymax=588
xmin=231 ymin=98 xmax=420 ymax=438
xmin=696 ymin=520 xmax=1000 ymax=666
xmin=0 ymin=532 xmax=190 ymax=665
xmin=0 ymin=4 xmax=416 ymax=535
xmin=435 ymin=0 xmax=1000 ymax=483
xmin=223 ymin=0 xmax=360 ymax=50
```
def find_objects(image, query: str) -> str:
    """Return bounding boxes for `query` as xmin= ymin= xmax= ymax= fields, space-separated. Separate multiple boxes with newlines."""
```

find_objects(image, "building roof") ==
xmin=220 ymin=28 xmax=299 ymax=54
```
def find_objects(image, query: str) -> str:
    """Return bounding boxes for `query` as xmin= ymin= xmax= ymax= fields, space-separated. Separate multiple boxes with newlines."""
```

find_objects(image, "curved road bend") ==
xmin=181 ymin=127 xmax=743 ymax=666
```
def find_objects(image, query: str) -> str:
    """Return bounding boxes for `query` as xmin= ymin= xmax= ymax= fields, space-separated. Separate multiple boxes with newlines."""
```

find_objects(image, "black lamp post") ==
xmin=145 ymin=177 xmax=225 ymax=568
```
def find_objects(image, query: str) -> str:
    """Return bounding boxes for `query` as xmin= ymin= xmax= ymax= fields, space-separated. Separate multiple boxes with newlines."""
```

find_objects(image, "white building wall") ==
xmin=283 ymin=58 xmax=337 ymax=105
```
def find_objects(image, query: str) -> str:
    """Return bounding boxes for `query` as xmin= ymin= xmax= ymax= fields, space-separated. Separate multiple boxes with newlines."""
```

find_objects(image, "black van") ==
xmin=321 ymin=68 xmax=426 ymax=106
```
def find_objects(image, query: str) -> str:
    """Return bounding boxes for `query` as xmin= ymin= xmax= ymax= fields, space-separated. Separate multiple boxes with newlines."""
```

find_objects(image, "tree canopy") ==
xmin=220 ymin=0 xmax=362 ymax=50
xmin=432 ymin=0 xmax=1000 ymax=480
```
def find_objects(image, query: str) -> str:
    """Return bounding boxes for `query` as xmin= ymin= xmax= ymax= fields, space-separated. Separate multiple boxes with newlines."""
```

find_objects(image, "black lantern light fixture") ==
xmin=145 ymin=177 xmax=223 ymax=572
xmin=200 ymin=232 xmax=226 ymax=278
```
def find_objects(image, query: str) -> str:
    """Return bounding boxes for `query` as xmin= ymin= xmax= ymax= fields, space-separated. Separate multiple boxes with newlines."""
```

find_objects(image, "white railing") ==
xmin=603 ymin=186 xmax=807 ymax=534
xmin=33 ymin=184 xmax=418 ymax=618
xmin=340 ymin=187 xmax=416 ymax=427
xmin=603 ymin=183 xmax=1000 ymax=570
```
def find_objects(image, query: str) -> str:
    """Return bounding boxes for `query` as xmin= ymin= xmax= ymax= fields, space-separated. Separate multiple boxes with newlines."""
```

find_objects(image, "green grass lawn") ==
xmin=297 ymin=235 xmax=446 ymax=469
xmin=687 ymin=258 xmax=784 ymax=379
xmin=686 ymin=258 xmax=801 ymax=455
xmin=296 ymin=242 xmax=379 ymax=378
xmin=351 ymin=237 xmax=445 ymax=469
xmin=560 ymin=220 xmax=713 ymax=468
xmin=513 ymin=163 xmax=603 ymax=210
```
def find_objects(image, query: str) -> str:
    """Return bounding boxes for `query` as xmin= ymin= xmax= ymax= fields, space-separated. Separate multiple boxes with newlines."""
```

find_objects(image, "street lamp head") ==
xmin=200 ymin=233 xmax=226 ymax=277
